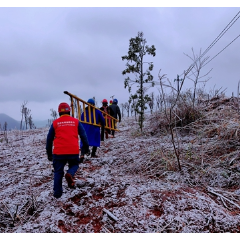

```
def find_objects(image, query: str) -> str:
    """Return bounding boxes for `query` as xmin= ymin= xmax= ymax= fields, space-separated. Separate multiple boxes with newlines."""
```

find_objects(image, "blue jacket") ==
xmin=80 ymin=107 xmax=105 ymax=147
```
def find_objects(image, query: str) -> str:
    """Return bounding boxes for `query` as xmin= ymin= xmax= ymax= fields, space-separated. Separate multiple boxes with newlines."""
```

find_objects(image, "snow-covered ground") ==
xmin=0 ymin=113 xmax=240 ymax=233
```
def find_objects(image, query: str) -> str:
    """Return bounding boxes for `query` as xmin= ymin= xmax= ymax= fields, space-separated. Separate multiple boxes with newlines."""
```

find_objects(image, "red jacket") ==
xmin=52 ymin=115 xmax=79 ymax=155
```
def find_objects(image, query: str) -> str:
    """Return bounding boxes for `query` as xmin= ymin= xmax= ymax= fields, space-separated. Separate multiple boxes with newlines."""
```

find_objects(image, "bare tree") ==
xmin=48 ymin=108 xmax=58 ymax=127
xmin=184 ymin=48 xmax=212 ymax=109
xmin=48 ymin=119 xmax=53 ymax=127
xmin=50 ymin=109 xmax=58 ymax=120
xmin=155 ymin=91 xmax=164 ymax=112
xmin=157 ymin=68 xmax=188 ymax=171
xmin=123 ymin=101 xmax=131 ymax=117
xmin=120 ymin=103 xmax=124 ymax=118
xmin=24 ymin=108 xmax=32 ymax=130
xmin=128 ymin=98 xmax=132 ymax=117
xmin=157 ymin=56 xmax=211 ymax=171
xmin=20 ymin=101 xmax=35 ymax=130
xmin=28 ymin=115 xmax=36 ymax=129
xmin=20 ymin=101 xmax=28 ymax=130
xmin=130 ymin=94 xmax=138 ymax=121
xmin=148 ymin=92 xmax=154 ymax=114
xmin=3 ymin=122 xmax=8 ymax=143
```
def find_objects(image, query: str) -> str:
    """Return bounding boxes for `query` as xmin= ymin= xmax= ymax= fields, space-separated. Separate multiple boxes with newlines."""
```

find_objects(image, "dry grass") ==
xmin=0 ymin=96 xmax=239 ymax=233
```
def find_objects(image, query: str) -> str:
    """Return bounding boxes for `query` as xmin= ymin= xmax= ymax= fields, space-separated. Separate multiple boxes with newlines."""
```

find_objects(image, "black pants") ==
xmin=101 ymin=124 xmax=110 ymax=140
xmin=111 ymin=120 xmax=117 ymax=136
xmin=91 ymin=146 xmax=97 ymax=157
xmin=101 ymin=127 xmax=105 ymax=141
xmin=81 ymin=146 xmax=97 ymax=157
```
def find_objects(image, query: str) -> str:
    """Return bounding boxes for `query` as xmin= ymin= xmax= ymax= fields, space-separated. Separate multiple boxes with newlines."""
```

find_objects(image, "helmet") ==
xmin=58 ymin=102 xmax=71 ymax=113
xmin=110 ymin=100 xmax=113 ymax=103
xmin=102 ymin=99 xmax=108 ymax=103
xmin=113 ymin=98 xmax=118 ymax=104
xmin=87 ymin=98 xmax=95 ymax=106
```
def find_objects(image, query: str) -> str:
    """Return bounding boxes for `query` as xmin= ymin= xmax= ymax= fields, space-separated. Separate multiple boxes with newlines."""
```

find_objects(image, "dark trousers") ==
xmin=81 ymin=146 xmax=97 ymax=157
xmin=91 ymin=146 xmax=97 ymax=156
xmin=111 ymin=120 xmax=117 ymax=136
xmin=52 ymin=158 xmax=79 ymax=197
xmin=101 ymin=127 xmax=110 ymax=140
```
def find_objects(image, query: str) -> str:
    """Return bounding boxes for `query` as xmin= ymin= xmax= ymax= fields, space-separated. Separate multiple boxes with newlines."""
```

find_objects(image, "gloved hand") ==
xmin=46 ymin=150 xmax=53 ymax=161
xmin=86 ymin=148 xmax=91 ymax=156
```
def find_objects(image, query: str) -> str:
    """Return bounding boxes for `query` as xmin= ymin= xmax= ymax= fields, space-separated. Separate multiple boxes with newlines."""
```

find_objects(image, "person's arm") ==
xmin=117 ymin=106 xmax=121 ymax=122
xmin=46 ymin=124 xmax=55 ymax=160
xmin=78 ymin=121 xmax=89 ymax=152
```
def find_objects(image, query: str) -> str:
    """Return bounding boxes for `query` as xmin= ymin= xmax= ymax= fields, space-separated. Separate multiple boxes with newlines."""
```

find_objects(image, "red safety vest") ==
xmin=52 ymin=115 xmax=79 ymax=155
xmin=102 ymin=106 xmax=111 ymax=128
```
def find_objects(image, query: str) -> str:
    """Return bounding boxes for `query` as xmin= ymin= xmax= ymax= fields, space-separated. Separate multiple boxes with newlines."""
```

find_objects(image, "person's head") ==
xmin=109 ymin=100 xmax=113 ymax=105
xmin=113 ymin=99 xmax=118 ymax=104
xmin=102 ymin=99 xmax=108 ymax=107
xmin=58 ymin=102 xmax=71 ymax=116
xmin=87 ymin=98 xmax=95 ymax=106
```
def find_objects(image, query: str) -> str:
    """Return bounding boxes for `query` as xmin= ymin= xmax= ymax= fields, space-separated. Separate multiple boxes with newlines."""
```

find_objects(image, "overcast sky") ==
xmin=1 ymin=2 xmax=240 ymax=121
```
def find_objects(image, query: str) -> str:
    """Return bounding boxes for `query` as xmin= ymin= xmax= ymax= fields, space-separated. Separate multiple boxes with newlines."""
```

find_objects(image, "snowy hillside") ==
xmin=0 ymin=100 xmax=240 ymax=233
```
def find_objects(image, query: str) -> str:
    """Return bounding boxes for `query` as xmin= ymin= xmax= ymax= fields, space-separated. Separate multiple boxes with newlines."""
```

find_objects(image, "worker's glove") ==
xmin=46 ymin=150 xmax=53 ymax=161
xmin=86 ymin=148 xmax=91 ymax=156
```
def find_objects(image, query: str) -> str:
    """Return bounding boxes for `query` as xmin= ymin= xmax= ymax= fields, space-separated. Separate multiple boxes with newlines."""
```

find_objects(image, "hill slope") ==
xmin=0 ymin=113 xmax=20 ymax=130
xmin=0 ymin=97 xmax=239 ymax=233
xmin=0 ymin=113 xmax=49 ymax=129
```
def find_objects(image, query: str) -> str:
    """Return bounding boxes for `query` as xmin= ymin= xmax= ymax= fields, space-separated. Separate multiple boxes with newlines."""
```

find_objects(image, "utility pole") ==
xmin=174 ymin=75 xmax=183 ymax=94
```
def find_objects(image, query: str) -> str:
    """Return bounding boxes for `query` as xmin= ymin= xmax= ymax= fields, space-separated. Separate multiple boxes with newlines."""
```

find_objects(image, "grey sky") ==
xmin=0 ymin=4 xmax=240 ymax=121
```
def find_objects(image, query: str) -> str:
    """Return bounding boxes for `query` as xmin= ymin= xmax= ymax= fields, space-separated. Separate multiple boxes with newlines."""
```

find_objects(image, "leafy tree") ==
xmin=122 ymin=31 xmax=156 ymax=131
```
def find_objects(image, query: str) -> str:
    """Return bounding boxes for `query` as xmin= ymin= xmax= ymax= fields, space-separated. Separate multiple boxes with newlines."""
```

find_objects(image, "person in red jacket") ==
xmin=46 ymin=102 xmax=89 ymax=199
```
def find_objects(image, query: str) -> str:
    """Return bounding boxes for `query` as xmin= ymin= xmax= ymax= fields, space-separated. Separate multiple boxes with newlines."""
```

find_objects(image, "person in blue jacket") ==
xmin=80 ymin=98 xmax=105 ymax=160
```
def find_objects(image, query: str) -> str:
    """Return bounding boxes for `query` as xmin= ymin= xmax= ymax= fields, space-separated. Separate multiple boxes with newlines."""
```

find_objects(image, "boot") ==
xmin=65 ymin=173 xmax=75 ymax=188
xmin=79 ymin=155 xmax=84 ymax=163
xmin=91 ymin=146 xmax=98 ymax=158
xmin=105 ymin=131 xmax=108 ymax=139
